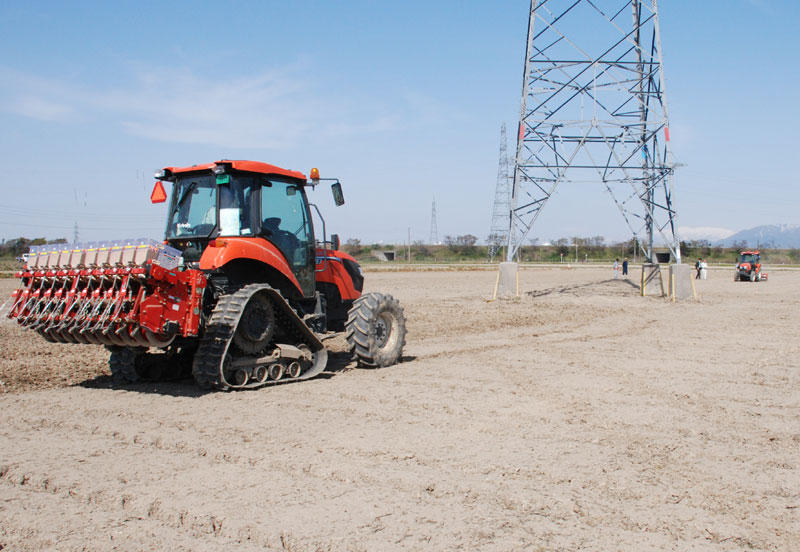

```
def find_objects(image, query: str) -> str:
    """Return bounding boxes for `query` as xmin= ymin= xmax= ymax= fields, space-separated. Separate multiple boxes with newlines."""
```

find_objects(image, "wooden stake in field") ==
xmin=640 ymin=264 xmax=666 ymax=297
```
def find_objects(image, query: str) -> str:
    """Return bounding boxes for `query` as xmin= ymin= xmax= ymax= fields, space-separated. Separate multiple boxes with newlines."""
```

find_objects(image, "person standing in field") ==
xmin=700 ymin=258 xmax=708 ymax=280
xmin=622 ymin=257 xmax=629 ymax=278
xmin=613 ymin=258 xmax=620 ymax=279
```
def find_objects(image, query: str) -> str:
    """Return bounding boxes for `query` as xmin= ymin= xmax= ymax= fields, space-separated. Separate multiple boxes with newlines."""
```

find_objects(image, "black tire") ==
xmin=108 ymin=346 xmax=147 ymax=383
xmin=317 ymin=282 xmax=349 ymax=332
xmin=173 ymin=344 xmax=197 ymax=379
xmin=345 ymin=292 xmax=406 ymax=367
xmin=232 ymin=293 xmax=275 ymax=354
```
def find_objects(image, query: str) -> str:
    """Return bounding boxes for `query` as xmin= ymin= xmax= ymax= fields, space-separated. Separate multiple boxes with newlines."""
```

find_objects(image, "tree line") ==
xmin=4 ymin=234 xmax=798 ymax=265
xmin=342 ymin=235 xmax=800 ymax=264
xmin=0 ymin=237 xmax=67 ymax=258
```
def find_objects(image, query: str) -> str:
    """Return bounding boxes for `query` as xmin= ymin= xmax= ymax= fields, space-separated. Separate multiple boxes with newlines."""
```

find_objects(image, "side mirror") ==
xmin=331 ymin=234 xmax=340 ymax=251
xmin=331 ymin=182 xmax=345 ymax=206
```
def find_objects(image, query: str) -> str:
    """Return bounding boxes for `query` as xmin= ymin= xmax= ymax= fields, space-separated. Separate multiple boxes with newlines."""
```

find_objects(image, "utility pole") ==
xmin=407 ymin=227 xmax=411 ymax=262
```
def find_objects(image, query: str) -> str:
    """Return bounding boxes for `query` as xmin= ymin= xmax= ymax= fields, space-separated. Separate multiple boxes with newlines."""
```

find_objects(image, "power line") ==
xmin=0 ymin=220 xmax=162 ymax=231
xmin=0 ymin=207 xmax=163 ymax=222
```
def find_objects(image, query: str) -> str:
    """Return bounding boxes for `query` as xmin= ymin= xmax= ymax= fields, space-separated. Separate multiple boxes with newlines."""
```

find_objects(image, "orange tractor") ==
xmin=734 ymin=250 xmax=767 ymax=282
xmin=7 ymin=160 xmax=406 ymax=389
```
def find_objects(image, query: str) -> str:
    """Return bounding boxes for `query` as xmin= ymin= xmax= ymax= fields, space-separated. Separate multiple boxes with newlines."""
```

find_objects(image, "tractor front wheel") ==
xmin=346 ymin=293 xmax=406 ymax=368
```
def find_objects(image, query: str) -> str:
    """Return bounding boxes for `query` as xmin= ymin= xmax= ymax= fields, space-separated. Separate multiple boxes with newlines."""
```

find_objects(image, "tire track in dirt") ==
xmin=1 ymin=394 xmax=580 ymax=549
xmin=407 ymin=300 xmax=631 ymax=364
xmin=1 ymin=440 xmax=605 ymax=551
xmin=0 ymin=467 xmax=273 ymax=550
xmin=1 ymin=384 xmax=703 ymax=550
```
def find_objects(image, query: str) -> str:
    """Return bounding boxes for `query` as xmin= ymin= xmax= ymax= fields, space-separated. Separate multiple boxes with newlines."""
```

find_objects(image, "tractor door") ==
xmin=259 ymin=178 xmax=316 ymax=296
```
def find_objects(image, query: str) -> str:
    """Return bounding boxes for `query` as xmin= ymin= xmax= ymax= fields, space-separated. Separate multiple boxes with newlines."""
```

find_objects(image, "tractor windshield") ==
xmin=166 ymin=174 xmax=258 ymax=239
xmin=739 ymin=253 xmax=758 ymax=263
xmin=166 ymin=175 xmax=216 ymax=238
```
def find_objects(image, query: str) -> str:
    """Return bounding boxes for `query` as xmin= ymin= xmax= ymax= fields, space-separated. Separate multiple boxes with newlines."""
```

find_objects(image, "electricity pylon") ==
xmin=506 ymin=0 xmax=680 ymax=264
xmin=429 ymin=197 xmax=439 ymax=245
xmin=488 ymin=123 xmax=512 ymax=262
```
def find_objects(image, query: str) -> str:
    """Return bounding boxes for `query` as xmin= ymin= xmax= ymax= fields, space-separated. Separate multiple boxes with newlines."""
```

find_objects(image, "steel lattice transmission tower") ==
xmin=487 ymin=124 xmax=512 ymax=262
xmin=507 ymin=0 xmax=680 ymax=263
xmin=429 ymin=197 xmax=439 ymax=245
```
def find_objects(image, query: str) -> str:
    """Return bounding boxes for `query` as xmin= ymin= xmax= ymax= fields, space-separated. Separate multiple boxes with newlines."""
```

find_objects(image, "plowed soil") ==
xmin=1 ymin=267 xmax=798 ymax=551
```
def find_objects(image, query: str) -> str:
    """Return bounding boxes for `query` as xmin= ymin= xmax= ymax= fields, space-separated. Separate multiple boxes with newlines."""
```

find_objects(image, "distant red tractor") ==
xmin=734 ymin=250 xmax=767 ymax=282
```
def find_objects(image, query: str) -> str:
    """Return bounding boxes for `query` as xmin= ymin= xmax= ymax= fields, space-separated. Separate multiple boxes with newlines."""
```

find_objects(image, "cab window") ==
xmin=218 ymin=176 xmax=257 ymax=237
xmin=260 ymin=179 xmax=312 ymax=267
xmin=166 ymin=176 xmax=216 ymax=238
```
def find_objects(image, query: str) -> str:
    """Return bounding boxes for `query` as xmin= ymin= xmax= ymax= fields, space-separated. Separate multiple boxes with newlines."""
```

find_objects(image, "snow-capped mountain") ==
xmin=678 ymin=226 xmax=735 ymax=242
xmin=716 ymin=224 xmax=800 ymax=248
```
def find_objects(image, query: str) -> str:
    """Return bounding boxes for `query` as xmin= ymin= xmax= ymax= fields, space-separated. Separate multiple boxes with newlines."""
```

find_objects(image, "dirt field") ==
xmin=0 ymin=267 xmax=798 ymax=551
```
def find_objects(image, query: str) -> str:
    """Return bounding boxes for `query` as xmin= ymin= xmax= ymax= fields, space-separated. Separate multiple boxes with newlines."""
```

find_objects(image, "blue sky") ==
xmin=1 ymin=0 xmax=798 ymax=245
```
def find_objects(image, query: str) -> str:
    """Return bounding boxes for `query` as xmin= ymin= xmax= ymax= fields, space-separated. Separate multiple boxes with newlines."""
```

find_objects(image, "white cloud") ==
xmin=678 ymin=226 xmax=735 ymax=241
xmin=12 ymin=96 xmax=76 ymax=122
xmin=0 ymin=64 xmax=405 ymax=149
xmin=0 ymin=69 xmax=80 ymax=122
xmin=744 ymin=0 xmax=775 ymax=14
xmin=101 ymin=68 xmax=317 ymax=148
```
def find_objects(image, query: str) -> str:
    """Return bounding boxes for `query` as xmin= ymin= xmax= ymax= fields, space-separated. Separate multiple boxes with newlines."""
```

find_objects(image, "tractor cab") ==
xmin=158 ymin=161 xmax=314 ymax=264
xmin=153 ymin=160 xmax=346 ymax=298
xmin=151 ymin=160 xmax=360 ymax=314
xmin=168 ymin=172 xmax=311 ymax=266
xmin=738 ymin=251 xmax=760 ymax=266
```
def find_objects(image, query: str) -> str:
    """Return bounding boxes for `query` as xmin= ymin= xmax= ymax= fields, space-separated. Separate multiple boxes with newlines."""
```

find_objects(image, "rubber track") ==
xmin=192 ymin=284 xmax=325 ymax=391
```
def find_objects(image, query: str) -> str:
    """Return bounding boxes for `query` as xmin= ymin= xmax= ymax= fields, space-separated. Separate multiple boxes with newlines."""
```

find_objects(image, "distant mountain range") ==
xmin=715 ymin=224 xmax=800 ymax=248
xmin=678 ymin=226 xmax=735 ymax=242
xmin=679 ymin=224 xmax=800 ymax=248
